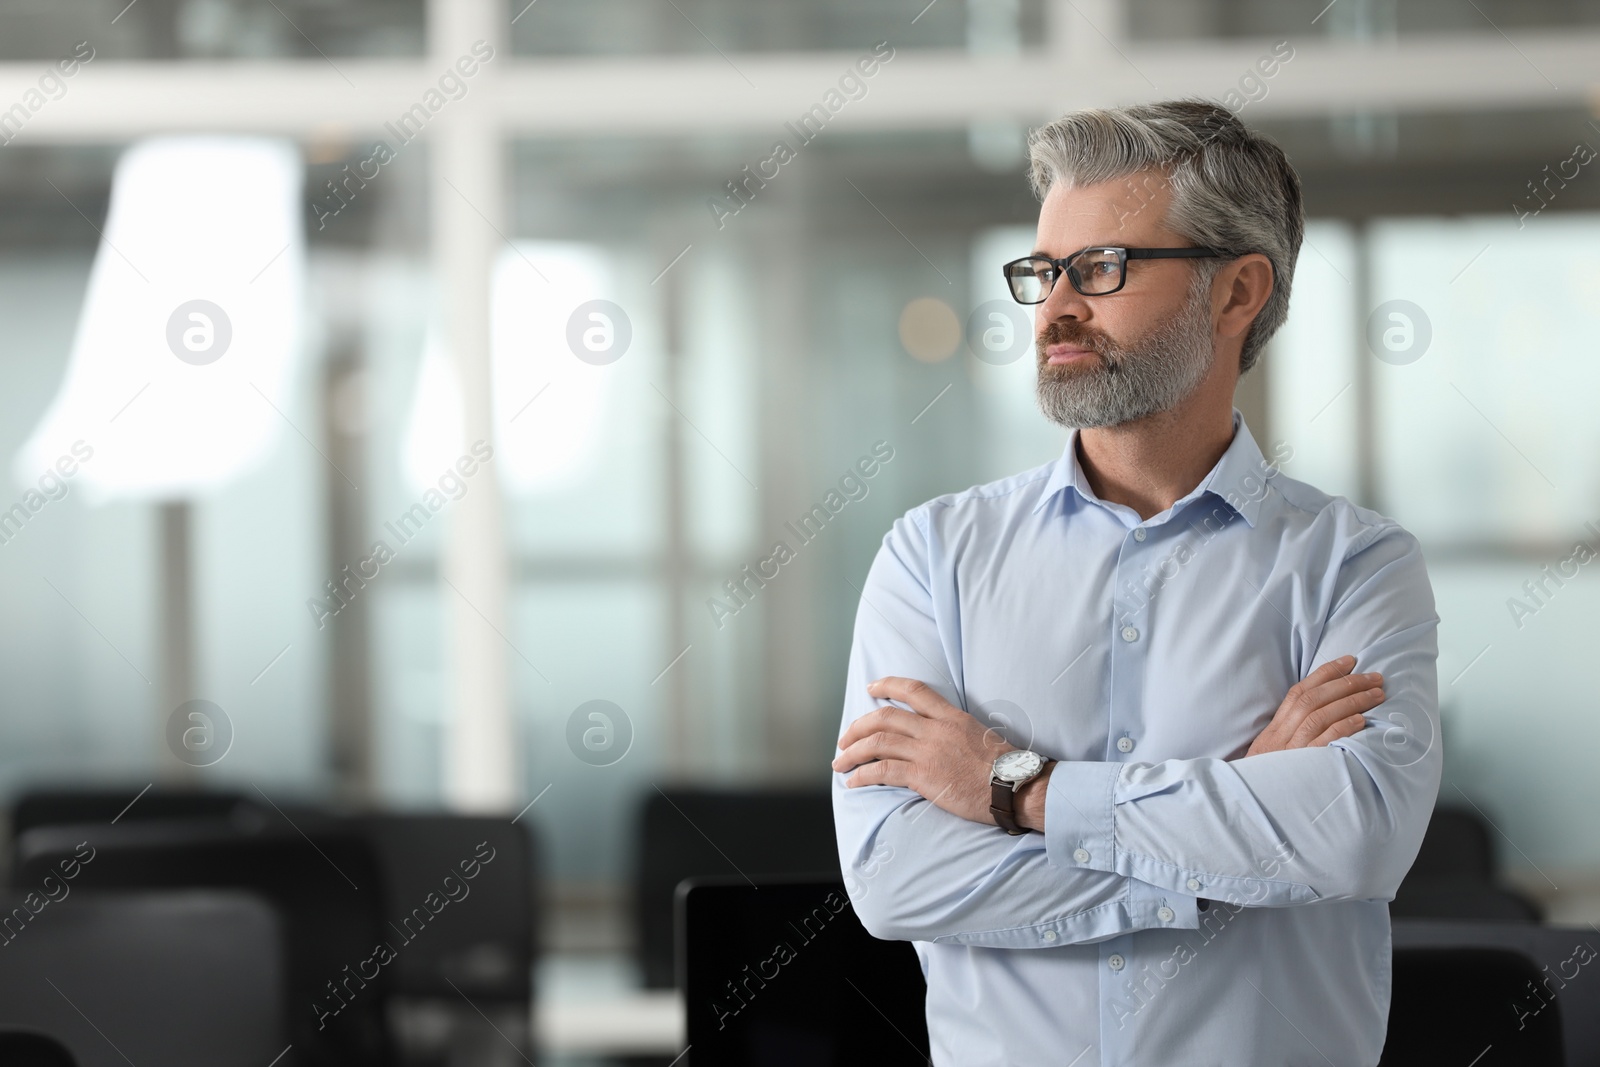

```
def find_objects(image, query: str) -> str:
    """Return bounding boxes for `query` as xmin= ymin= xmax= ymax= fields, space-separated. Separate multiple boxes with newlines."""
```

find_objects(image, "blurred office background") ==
xmin=1 ymin=0 xmax=1599 ymax=1061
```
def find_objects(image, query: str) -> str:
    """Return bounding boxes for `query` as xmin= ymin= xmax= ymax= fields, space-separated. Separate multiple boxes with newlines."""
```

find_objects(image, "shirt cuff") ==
xmin=1125 ymin=876 xmax=1199 ymax=932
xmin=1044 ymin=760 xmax=1121 ymax=874
xmin=929 ymin=879 xmax=1198 ymax=949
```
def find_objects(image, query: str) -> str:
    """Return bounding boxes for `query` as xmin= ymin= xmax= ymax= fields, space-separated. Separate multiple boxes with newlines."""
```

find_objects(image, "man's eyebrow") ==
xmin=1029 ymin=245 xmax=1102 ymax=259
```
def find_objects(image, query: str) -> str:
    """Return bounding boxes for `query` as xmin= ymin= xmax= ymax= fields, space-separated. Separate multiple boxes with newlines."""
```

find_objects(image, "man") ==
xmin=831 ymin=100 xmax=1439 ymax=1066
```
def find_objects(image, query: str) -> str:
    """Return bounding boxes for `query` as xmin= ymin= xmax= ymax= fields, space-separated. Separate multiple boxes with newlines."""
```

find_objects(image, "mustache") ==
xmin=1037 ymin=321 xmax=1116 ymax=362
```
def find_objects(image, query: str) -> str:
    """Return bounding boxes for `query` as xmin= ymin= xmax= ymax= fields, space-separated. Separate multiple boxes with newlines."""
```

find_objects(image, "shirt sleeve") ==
xmin=1042 ymin=521 xmax=1442 ymax=908
xmin=834 ymin=508 xmax=1201 ymax=947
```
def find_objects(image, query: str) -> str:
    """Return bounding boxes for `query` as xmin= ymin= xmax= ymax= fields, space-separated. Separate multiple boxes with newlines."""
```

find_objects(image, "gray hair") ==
xmin=1025 ymin=99 xmax=1304 ymax=375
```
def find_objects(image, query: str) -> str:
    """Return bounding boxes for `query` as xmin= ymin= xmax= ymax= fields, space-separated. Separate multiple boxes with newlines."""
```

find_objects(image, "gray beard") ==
xmin=1035 ymin=278 xmax=1216 ymax=430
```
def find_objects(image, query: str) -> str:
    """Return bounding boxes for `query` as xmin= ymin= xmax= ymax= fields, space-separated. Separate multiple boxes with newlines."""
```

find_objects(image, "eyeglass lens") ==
xmin=1005 ymin=249 xmax=1125 ymax=303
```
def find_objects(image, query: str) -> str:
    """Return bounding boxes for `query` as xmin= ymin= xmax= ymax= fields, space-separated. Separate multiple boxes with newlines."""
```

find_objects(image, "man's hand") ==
xmin=832 ymin=677 xmax=1014 ymax=827
xmin=1246 ymin=655 xmax=1384 ymax=756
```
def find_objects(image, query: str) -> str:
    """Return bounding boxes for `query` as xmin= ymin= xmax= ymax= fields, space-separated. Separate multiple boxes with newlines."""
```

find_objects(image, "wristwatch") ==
xmin=990 ymin=749 xmax=1047 ymax=835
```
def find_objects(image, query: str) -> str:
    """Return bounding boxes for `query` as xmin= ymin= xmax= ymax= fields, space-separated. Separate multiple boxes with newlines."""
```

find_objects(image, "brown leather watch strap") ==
xmin=990 ymin=779 xmax=1025 ymax=835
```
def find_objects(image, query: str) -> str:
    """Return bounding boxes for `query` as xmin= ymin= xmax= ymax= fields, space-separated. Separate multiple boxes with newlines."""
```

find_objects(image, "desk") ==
xmin=536 ymin=955 xmax=684 ymax=1057
xmin=536 ymin=990 xmax=683 ymax=1056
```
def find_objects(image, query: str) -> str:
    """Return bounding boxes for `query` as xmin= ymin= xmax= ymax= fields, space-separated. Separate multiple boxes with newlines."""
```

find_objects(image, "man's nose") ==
xmin=1037 ymin=275 xmax=1091 ymax=324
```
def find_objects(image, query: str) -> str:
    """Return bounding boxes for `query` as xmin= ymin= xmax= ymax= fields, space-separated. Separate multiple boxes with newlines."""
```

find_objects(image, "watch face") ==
xmin=993 ymin=749 xmax=1043 ymax=783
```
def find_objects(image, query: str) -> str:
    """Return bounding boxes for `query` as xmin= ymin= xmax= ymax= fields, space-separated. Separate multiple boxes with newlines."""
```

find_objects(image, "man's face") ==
xmin=1032 ymin=171 xmax=1218 ymax=429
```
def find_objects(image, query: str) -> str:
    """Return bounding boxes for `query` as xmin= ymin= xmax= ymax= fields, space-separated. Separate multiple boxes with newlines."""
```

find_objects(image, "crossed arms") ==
xmin=830 ymin=511 xmax=1442 ymax=948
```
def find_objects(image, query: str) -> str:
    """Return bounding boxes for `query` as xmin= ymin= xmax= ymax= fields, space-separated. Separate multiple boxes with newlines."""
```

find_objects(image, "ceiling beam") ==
xmin=0 ymin=31 xmax=1596 ymax=144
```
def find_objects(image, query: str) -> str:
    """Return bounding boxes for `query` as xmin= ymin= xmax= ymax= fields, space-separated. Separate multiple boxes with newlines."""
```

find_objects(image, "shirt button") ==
xmin=1042 ymin=930 xmax=1058 ymax=943
xmin=1116 ymin=736 xmax=1135 ymax=753
xmin=1121 ymin=626 xmax=1139 ymax=642
xmin=1133 ymin=527 xmax=1147 ymax=542
xmin=1158 ymin=906 xmax=1175 ymax=922
xmin=1186 ymin=878 xmax=1202 ymax=892
xmin=1072 ymin=848 xmax=1090 ymax=864
xmin=1108 ymin=954 xmax=1125 ymax=971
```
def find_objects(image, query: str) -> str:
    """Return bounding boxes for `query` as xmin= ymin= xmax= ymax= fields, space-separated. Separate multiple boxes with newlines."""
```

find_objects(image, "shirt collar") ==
xmin=1032 ymin=408 xmax=1272 ymax=529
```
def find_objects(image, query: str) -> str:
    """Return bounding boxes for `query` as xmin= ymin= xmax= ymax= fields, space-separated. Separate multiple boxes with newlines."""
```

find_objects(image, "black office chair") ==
xmin=1380 ymin=946 xmax=1563 ymax=1066
xmin=635 ymin=788 xmax=840 ymax=988
xmin=9 ymin=795 xmax=542 ymax=1067
xmin=1407 ymin=806 xmax=1496 ymax=880
xmin=10 ymin=786 xmax=258 ymax=838
xmin=0 ymin=890 xmax=285 ymax=1067
xmin=1391 ymin=881 xmax=1543 ymax=922
xmin=678 ymin=877 xmax=930 ymax=1066
xmin=1392 ymin=920 xmax=1600 ymax=1065
xmin=352 ymin=814 xmax=539 ymax=1066
xmin=0 ymin=1032 xmax=77 ymax=1067
xmin=1392 ymin=805 xmax=1543 ymax=922
xmin=12 ymin=819 xmax=388 ymax=1067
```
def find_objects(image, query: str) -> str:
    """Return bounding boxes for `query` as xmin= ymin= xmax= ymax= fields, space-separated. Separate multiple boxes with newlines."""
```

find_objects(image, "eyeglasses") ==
xmin=1002 ymin=246 xmax=1231 ymax=303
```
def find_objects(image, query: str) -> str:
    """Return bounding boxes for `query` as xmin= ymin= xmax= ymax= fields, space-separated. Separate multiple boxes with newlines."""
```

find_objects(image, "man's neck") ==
xmin=1075 ymin=399 xmax=1238 ymax=522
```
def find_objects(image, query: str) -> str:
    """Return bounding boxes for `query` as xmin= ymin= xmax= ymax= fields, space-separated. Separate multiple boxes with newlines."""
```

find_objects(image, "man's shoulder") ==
xmin=1264 ymin=468 xmax=1420 ymax=560
xmin=904 ymin=460 xmax=1059 ymax=528
xmin=870 ymin=460 xmax=1058 ymax=569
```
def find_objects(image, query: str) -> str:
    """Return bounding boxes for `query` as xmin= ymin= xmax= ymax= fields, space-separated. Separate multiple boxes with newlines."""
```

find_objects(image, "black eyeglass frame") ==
xmin=1002 ymin=246 xmax=1232 ymax=303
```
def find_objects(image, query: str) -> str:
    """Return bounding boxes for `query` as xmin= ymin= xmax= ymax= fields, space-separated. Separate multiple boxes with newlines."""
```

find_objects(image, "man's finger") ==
xmin=837 ymin=703 xmax=922 ymax=751
xmin=832 ymin=731 xmax=919 ymax=774
xmin=866 ymin=676 xmax=960 ymax=719
xmin=1278 ymin=656 xmax=1358 ymax=711
xmin=1274 ymin=671 xmax=1382 ymax=740
xmin=1308 ymin=713 xmax=1369 ymax=748
xmin=844 ymin=757 xmax=915 ymax=790
xmin=1299 ymin=671 xmax=1383 ymax=714
xmin=1286 ymin=685 xmax=1385 ymax=749
xmin=1306 ymin=654 xmax=1359 ymax=685
xmin=1286 ymin=686 xmax=1383 ymax=748
xmin=1258 ymin=660 xmax=1354 ymax=749
xmin=1248 ymin=656 xmax=1364 ymax=756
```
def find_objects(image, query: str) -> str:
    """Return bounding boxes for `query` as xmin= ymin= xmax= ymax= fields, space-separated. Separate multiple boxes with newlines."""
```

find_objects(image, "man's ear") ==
xmin=1215 ymin=253 xmax=1274 ymax=343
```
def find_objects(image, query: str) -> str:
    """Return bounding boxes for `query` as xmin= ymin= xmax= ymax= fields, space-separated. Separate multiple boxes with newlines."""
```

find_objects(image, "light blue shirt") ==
xmin=833 ymin=410 xmax=1441 ymax=1067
